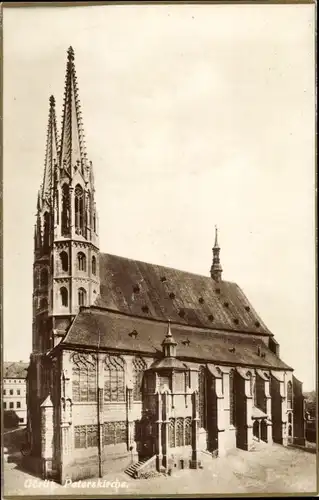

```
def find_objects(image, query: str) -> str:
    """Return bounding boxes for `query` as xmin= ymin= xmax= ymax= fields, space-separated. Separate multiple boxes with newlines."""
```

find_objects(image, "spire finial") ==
xmin=167 ymin=319 xmax=172 ymax=337
xmin=49 ymin=95 xmax=55 ymax=107
xmin=214 ymin=225 xmax=219 ymax=248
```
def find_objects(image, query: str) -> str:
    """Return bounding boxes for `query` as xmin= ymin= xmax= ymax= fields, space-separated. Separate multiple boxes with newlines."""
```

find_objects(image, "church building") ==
xmin=26 ymin=47 xmax=306 ymax=484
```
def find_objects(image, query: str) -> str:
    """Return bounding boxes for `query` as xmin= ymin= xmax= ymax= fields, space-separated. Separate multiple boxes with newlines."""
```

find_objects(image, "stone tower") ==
xmin=32 ymin=46 xmax=100 ymax=354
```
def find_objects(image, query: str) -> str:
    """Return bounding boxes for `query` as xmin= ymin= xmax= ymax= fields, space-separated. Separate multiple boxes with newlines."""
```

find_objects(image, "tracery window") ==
xmin=60 ymin=251 xmax=68 ymax=272
xmin=78 ymin=287 xmax=87 ymax=307
xmin=60 ymin=287 xmax=68 ymax=307
xmin=86 ymin=190 xmax=91 ymax=227
xmin=104 ymin=355 xmax=125 ymax=402
xmin=77 ymin=252 xmax=86 ymax=272
xmin=198 ymin=366 xmax=207 ymax=428
xmin=61 ymin=184 xmax=70 ymax=236
xmin=74 ymin=425 xmax=98 ymax=449
xmin=103 ymin=421 xmax=126 ymax=445
xmin=75 ymin=184 xmax=84 ymax=234
xmin=72 ymin=353 xmax=97 ymax=402
xmin=132 ymin=356 xmax=146 ymax=401
xmin=176 ymin=418 xmax=184 ymax=447
xmin=287 ymin=381 xmax=293 ymax=410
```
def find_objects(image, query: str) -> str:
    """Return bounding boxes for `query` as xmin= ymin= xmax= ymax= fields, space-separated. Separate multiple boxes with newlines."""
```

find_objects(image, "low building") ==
xmin=3 ymin=362 xmax=28 ymax=428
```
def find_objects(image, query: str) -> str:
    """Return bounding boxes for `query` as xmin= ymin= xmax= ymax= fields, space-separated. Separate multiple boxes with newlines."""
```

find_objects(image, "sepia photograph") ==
xmin=2 ymin=2 xmax=317 ymax=497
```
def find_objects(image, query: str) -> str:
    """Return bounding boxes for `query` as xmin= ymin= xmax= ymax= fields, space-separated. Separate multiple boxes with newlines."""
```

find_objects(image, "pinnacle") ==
xmin=49 ymin=95 xmax=55 ymax=107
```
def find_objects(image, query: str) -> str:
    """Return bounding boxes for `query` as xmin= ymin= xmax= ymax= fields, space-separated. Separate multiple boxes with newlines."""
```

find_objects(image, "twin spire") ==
xmin=41 ymin=95 xmax=59 ymax=202
xmin=40 ymin=46 xmax=89 ymax=205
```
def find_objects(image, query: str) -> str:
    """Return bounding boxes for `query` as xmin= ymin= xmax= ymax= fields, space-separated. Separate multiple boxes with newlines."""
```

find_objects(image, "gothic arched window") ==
xmin=86 ymin=190 xmax=91 ymax=227
xmin=104 ymin=355 xmax=125 ymax=402
xmin=40 ymin=268 xmax=48 ymax=287
xmin=198 ymin=366 xmax=207 ymax=429
xmin=92 ymin=255 xmax=96 ymax=275
xmin=72 ymin=353 xmax=97 ymax=402
xmin=132 ymin=357 xmax=146 ymax=401
xmin=61 ymin=184 xmax=70 ymax=236
xmin=78 ymin=287 xmax=87 ymax=307
xmin=229 ymin=370 xmax=236 ymax=426
xmin=176 ymin=418 xmax=184 ymax=447
xmin=60 ymin=251 xmax=68 ymax=272
xmin=77 ymin=252 xmax=86 ymax=272
xmin=247 ymin=371 xmax=254 ymax=400
xmin=43 ymin=212 xmax=50 ymax=253
xmin=75 ymin=184 xmax=84 ymax=234
xmin=93 ymin=212 xmax=96 ymax=233
xmin=60 ymin=287 xmax=68 ymax=307
xmin=287 ymin=381 xmax=293 ymax=409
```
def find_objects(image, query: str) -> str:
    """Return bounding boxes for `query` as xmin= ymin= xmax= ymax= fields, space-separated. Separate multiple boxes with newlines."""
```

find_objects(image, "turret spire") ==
xmin=42 ymin=95 xmax=58 ymax=202
xmin=210 ymin=225 xmax=223 ymax=282
xmin=59 ymin=46 xmax=87 ymax=175
xmin=162 ymin=320 xmax=177 ymax=358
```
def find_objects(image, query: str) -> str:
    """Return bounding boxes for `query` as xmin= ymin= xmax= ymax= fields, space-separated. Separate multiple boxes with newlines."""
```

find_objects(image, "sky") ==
xmin=3 ymin=3 xmax=316 ymax=391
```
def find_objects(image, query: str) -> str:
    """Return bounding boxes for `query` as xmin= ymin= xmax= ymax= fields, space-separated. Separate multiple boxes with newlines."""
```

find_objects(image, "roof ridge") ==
xmin=100 ymin=251 xmax=237 ymax=284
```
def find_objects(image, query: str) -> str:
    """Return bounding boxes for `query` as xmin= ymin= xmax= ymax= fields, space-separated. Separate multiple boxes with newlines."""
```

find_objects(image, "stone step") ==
xmin=124 ymin=458 xmax=148 ymax=478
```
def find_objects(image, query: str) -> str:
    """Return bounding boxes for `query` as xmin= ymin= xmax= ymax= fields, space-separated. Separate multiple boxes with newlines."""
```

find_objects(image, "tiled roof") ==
xmin=96 ymin=253 xmax=271 ymax=335
xmin=3 ymin=361 xmax=29 ymax=379
xmin=62 ymin=309 xmax=292 ymax=371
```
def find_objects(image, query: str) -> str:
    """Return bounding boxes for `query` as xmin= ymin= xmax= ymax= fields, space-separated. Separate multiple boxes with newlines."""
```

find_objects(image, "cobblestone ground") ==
xmin=4 ymin=442 xmax=317 ymax=496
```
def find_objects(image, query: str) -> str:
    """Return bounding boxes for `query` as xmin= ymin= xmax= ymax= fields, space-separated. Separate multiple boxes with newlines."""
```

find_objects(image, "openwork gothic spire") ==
xmin=59 ymin=46 xmax=87 ymax=174
xmin=210 ymin=225 xmax=223 ymax=282
xmin=41 ymin=95 xmax=59 ymax=202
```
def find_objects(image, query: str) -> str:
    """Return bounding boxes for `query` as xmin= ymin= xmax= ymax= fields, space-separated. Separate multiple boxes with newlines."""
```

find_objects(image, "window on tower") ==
xmin=78 ymin=287 xmax=87 ymax=307
xmin=92 ymin=255 xmax=96 ymax=275
xmin=77 ymin=252 xmax=86 ymax=272
xmin=61 ymin=184 xmax=70 ymax=236
xmin=55 ymin=189 xmax=59 ymax=225
xmin=75 ymin=184 xmax=84 ymax=235
xmin=43 ymin=212 xmax=50 ymax=253
xmin=60 ymin=251 xmax=69 ymax=272
xmin=60 ymin=287 xmax=68 ymax=307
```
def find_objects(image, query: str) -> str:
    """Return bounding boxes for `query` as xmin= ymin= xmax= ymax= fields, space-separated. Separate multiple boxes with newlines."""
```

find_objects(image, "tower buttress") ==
xmin=210 ymin=226 xmax=223 ymax=282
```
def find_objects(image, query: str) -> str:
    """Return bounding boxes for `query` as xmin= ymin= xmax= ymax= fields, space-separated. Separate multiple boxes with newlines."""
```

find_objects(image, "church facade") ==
xmin=27 ymin=47 xmax=306 ymax=484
